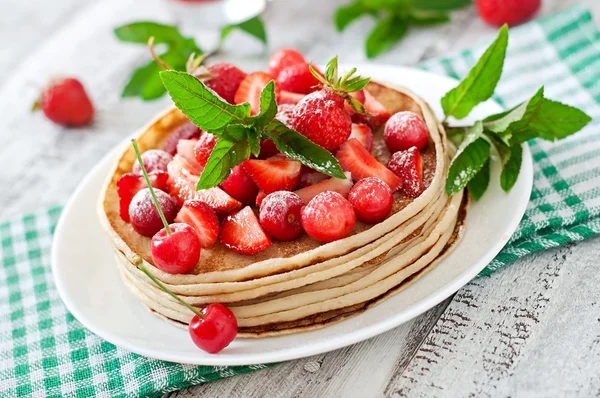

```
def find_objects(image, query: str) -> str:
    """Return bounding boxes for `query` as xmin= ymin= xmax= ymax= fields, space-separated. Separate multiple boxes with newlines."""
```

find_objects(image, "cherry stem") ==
xmin=147 ymin=36 xmax=173 ymax=71
xmin=133 ymin=256 xmax=204 ymax=318
xmin=131 ymin=139 xmax=172 ymax=235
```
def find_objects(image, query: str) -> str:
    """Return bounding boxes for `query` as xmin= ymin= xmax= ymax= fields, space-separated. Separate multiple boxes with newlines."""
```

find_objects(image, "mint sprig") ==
xmin=443 ymin=27 xmax=592 ymax=199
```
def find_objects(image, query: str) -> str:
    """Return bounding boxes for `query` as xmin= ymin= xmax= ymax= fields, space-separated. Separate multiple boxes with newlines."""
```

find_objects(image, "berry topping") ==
xmin=205 ymin=63 xmax=247 ymax=104
xmin=268 ymin=48 xmax=306 ymax=79
xmin=255 ymin=190 xmax=267 ymax=207
xmin=220 ymin=206 xmax=272 ymax=255
xmin=33 ymin=77 xmax=94 ymax=127
xmin=258 ymin=139 xmax=281 ymax=159
xmin=193 ymin=132 xmax=218 ymax=166
xmin=301 ymin=191 xmax=356 ymax=243
xmin=277 ymin=63 xmax=321 ymax=94
xmin=164 ymin=121 xmax=202 ymax=155
xmin=174 ymin=200 xmax=220 ymax=248
xmin=387 ymin=147 xmax=425 ymax=198
xmin=344 ymin=89 xmax=366 ymax=115
xmin=348 ymin=177 xmax=394 ymax=224
xmin=275 ymin=103 xmax=295 ymax=127
xmin=132 ymin=149 xmax=173 ymax=176
xmin=476 ymin=0 xmax=540 ymax=27
xmin=221 ymin=165 xmax=259 ymax=205
xmin=117 ymin=172 xmax=169 ymax=222
xmin=129 ymin=188 xmax=178 ymax=237
xmin=177 ymin=139 xmax=203 ymax=173
xmin=299 ymin=168 xmax=329 ymax=188
xmin=349 ymin=123 xmax=373 ymax=153
xmin=189 ymin=304 xmax=238 ymax=354
xmin=242 ymin=159 xmax=302 ymax=194
xmin=151 ymin=223 xmax=200 ymax=274
xmin=294 ymin=171 xmax=354 ymax=204
xmin=259 ymin=191 xmax=304 ymax=241
xmin=336 ymin=138 xmax=403 ymax=191
xmin=279 ymin=91 xmax=306 ymax=105
xmin=351 ymin=90 xmax=391 ymax=129
xmin=384 ymin=111 xmax=429 ymax=152
xmin=234 ymin=71 xmax=280 ymax=115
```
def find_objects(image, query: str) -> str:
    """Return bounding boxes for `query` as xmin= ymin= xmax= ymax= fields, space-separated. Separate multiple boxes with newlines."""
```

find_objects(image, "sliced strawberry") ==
xmin=242 ymin=159 xmax=302 ymax=193
xmin=220 ymin=206 xmax=272 ymax=255
xmin=336 ymin=138 xmax=403 ymax=191
xmin=299 ymin=168 xmax=328 ymax=188
xmin=221 ymin=165 xmax=259 ymax=205
xmin=166 ymin=156 xmax=242 ymax=213
xmin=175 ymin=200 xmax=220 ymax=248
xmin=176 ymin=139 xmax=203 ymax=173
xmin=351 ymin=90 xmax=391 ymax=129
xmin=387 ymin=147 xmax=424 ymax=198
xmin=234 ymin=72 xmax=280 ymax=115
xmin=193 ymin=132 xmax=218 ymax=166
xmin=256 ymin=190 xmax=267 ymax=207
xmin=279 ymin=91 xmax=305 ymax=105
xmin=294 ymin=172 xmax=354 ymax=204
xmin=205 ymin=63 xmax=247 ymax=104
xmin=117 ymin=172 xmax=169 ymax=222
xmin=349 ymin=123 xmax=373 ymax=153
xmin=164 ymin=120 xmax=202 ymax=155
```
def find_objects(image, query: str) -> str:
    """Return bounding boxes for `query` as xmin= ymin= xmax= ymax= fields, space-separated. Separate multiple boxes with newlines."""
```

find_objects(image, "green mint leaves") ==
xmin=443 ymin=27 xmax=592 ymax=199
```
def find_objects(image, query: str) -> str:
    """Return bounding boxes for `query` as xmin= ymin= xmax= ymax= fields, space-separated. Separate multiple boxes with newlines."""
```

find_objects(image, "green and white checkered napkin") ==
xmin=1 ymin=6 xmax=599 ymax=397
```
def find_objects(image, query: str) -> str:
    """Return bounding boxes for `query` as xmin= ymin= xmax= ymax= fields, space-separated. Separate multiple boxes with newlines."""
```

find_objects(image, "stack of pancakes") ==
xmin=98 ymin=81 xmax=468 ymax=337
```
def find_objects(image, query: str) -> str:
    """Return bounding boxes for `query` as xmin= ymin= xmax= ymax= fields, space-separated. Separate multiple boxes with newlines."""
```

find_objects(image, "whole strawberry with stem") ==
xmin=134 ymin=256 xmax=238 ymax=354
xmin=290 ymin=56 xmax=370 ymax=152
xmin=33 ymin=77 xmax=94 ymax=127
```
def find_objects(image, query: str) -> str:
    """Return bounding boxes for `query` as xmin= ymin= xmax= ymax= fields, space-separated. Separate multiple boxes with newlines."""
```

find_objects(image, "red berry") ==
xmin=151 ymin=223 xmax=200 ymax=274
xmin=174 ymin=200 xmax=220 ymax=248
xmin=35 ymin=78 xmax=94 ymax=127
xmin=268 ymin=48 xmax=306 ymax=79
xmin=279 ymin=91 xmax=306 ymax=106
xmin=348 ymin=177 xmax=393 ymax=224
xmin=259 ymin=191 xmax=304 ymax=241
xmin=221 ymin=165 xmax=259 ymax=205
xmin=275 ymin=103 xmax=295 ymax=127
xmin=220 ymin=207 xmax=272 ymax=255
xmin=294 ymin=171 xmax=353 ymax=204
xmin=129 ymin=188 xmax=178 ymax=237
xmin=255 ymin=190 xmax=267 ymax=207
xmin=277 ymin=63 xmax=321 ymax=94
xmin=205 ymin=63 xmax=247 ymax=104
xmin=384 ymin=111 xmax=429 ymax=152
xmin=188 ymin=303 xmax=237 ymax=354
xmin=349 ymin=123 xmax=373 ymax=153
xmin=258 ymin=139 xmax=280 ymax=159
xmin=132 ymin=149 xmax=173 ymax=175
xmin=117 ymin=172 xmax=169 ymax=222
xmin=301 ymin=192 xmax=356 ymax=243
xmin=299 ymin=168 xmax=328 ymax=188
xmin=291 ymin=90 xmax=352 ymax=152
xmin=351 ymin=90 xmax=391 ymax=129
xmin=234 ymin=72 xmax=280 ymax=115
xmin=476 ymin=0 xmax=540 ymax=27
xmin=177 ymin=139 xmax=203 ymax=173
xmin=193 ymin=132 xmax=218 ymax=166
xmin=164 ymin=121 xmax=201 ymax=155
xmin=242 ymin=159 xmax=302 ymax=194
xmin=387 ymin=147 xmax=424 ymax=198
xmin=344 ymin=89 xmax=366 ymax=116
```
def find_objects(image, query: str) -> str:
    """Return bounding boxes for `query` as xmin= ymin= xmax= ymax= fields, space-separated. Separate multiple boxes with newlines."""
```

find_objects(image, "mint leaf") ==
xmin=413 ymin=0 xmax=472 ymax=11
xmin=500 ymin=144 xmax=522 ymax=192
xmin=335 ymin=1 xmax=368 ymax=31
xmin=254 ymin=81 xmax=278 ymax=128
xmin=197 ymin=137 xmax=250 ymax=190
xmin=114 ymin=22 xmax=187 ymax=46
xmin=467 ymin=158 xmax=490 ymax=200
xmin=265 ymin=120 xmax=345 ymax=178
xmin=485 ymin=131 xmax=511 ymax=165
xmin=365 ymin=16 xmax=408 ymax=59
xmin=446 ymin=121 xmax=490 ymax=195
xmin=441 ymin=25 xmax=508 ymax=120
xmin=220 ymin=15 xmax=267 ymax=46
xmin=160 ymin=71 xmax=251 ymax=132
xmin=408 ymin=10 xmax=450 ymax=25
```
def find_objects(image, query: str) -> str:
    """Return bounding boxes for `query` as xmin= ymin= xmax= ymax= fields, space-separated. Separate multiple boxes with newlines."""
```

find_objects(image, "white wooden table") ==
xmin=2 ymin=0 xmax=599 ymax=396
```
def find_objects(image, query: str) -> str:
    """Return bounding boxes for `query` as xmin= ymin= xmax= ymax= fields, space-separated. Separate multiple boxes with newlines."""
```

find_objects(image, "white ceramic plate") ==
xmin=51 ymin=65 xmax=533 ymax=366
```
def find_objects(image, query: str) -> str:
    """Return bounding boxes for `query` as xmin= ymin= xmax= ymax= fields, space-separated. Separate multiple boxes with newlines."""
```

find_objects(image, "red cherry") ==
xmin=259 ymin=191 xmax=304 ymax=241
xmin=132 ymin=149 xmax=173 ymax=176
xmin=150 ymin=223 xmax=200 ymax=274
xmin=188 ymin=303 xmax=238 ymax=354
xmin=129 ymin=188 xmax=178 ymax=237
xmin=301 ymin=191 xmax=356 ymax=243
xmin=348 ymin=177 xmax=394 ymax=224
xmin=383 ymin=111 xmax=429 ymax=152
xmin=221 ymin=165 xmax=259 ymax=205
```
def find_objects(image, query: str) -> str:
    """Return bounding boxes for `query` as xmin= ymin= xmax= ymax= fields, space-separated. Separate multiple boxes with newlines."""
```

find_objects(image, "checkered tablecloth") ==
xmin=1 ymin=6 xmax=599 ymax=397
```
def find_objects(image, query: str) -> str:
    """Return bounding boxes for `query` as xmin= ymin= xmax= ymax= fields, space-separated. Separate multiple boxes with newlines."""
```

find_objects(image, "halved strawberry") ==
xmin=256 ymin=190 xmax=267 ymax=207
xmin=299 ymin=168 xmax=328 ymax=188
xmin=220 ymin=206 xmax=272 ymax=255
xmin=351 ymin=90 xmax=391 ymax=129
xmin=205 ymin=63 xmax=247 ymax=104
xmin=294 ymin=172 xmax=354 ymax=204
xmin=176 ymin=139 xmax=203 ymax=173
xmin=166 ymin=156 xmax=242 ymax=213
xmin=164 ymin=120 xmax=202 ymax=155
xmin=117 ymin=172 xmax=169 ymax=222
xmin=349 ymin=123 xmax=373 ymax=153
xmin=193 ymin=132 xmax=218 ymax=166
xmin=242 ymin=159 xmax=302 ymax=193
xmin=174 ymin=200 xmax=220 ymax=248
xmin=221 ymin=165 xmax=258 ymax=205
xmin=234 ymin=72 xmax=280 ymax=115
xmin=387 ymin=147 xmax=424 ymax=198
xmin=336 ymin=138 xmax=403 ymax=191
xmin=279 ymin=91 xmax=305 ymax=105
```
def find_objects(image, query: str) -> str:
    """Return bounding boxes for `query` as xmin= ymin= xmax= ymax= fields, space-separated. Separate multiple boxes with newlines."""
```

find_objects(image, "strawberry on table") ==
xmin=268 ymin=48 xmax=306 ymax=79
xmin=221 ymin=206 xmax=272 ymax=255
xmin=301 ymin=191 xmax=356 ymax=243
xmin=164 ymin=120 xmax=202 ymax=155
xmin=221 ymin=165 xmax=259 ymax=205
xmin=387 ymin=147 xmax=425 ymax=198
xmin=33 ymin=77 xmax=94 ymax=127
xmin=242 ymin=159 xmax=302 ymax=194
xmin=175 ymin=200 xmax=220 ymax=248
xmin=117 ymin=172 xmax=169 ymax=222
xmin=193 ymin=132 xmax=218 ymax=166
xmin=205 ymin=63 xmax=247 ymax=104
xmin=348 ymin=177 xmax=394 ymax=224
xmin=234 ymin=71 xmax=280 ymax=115
xmin=259 ymin=191 xmax=304 ymax=241
xmin=476 ymin=0 xmax=540 ymax=27
xmin=294 ymin=171 xmax=353 ymax=204
xmin=384 ymin=111 xmax=429 ymax=152
xmin=349 ymin=123 xmax=373 ymax=152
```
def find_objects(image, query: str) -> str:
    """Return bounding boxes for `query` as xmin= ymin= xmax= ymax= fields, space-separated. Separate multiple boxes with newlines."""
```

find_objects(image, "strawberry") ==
xmin=234 ymin=72 xmax=280 ymax=115
xmin=221 ymin=165 xmax=259 ymax=205
xmin=476 ymin=0 xmax=540 ymax=27
xmin=220 ymin=206 xmax=272 ymax=255
xmin=193 ymin=132 xmax=218 ymax=166
xmin=336 ymin=138 xmax=403 ymax=191
xmin=294 ymin=172 xmax=353 ymax=204
xmin=384 ymin=111 xmax=429 ymax=152
xmin=255 ymin=190 xmax=267 ymax=207
xmin=301 ymin=192 xmax=356 ymax=243
xmin=34 ymin=78 xmax=94 ymax=127
xmin=176 ymin=139 xmax=203 ymax=173
xmin=277 ymin=63 xmax=322 ymax=94
xmin=164 ymin=121 xmax=202 ymax=155
xmin=242 ymin=159 xmax=302 ymax=194
xmin=344 ymin=89 xmax=366 ymax=116
xmin=258 ymin=139 xmax=280 ymax=159
xmin=175 ymin=200 xmax=220 ymax=248
xmin=116 ymin=172 xmax=169 ymax=222
xmin=351 ymin=90 xmax=391 ymax=129
xmin=299 ymin=168 xmax=329 ymax=188
xmin=268 ymin=48 xmax=306 ymax=79
xmin=387 ymin=147 xmax=424 ymax=198
xmin=349 ymin=123 xmax=373 ymax=152
xmin=166 ymin=156 xmax=242 ymax=213
xmin=275 ymin=103 xmax=295 ymax=127
xmin=205 ymin=63 xmax=247 ymax=104
xmin=279 ymin=91 xmax=305 ymax=105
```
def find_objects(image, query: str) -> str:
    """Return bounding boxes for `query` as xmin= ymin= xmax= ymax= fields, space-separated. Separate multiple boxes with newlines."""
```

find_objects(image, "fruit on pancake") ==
xmin=268 ymin=48 xmax=306 ymax=78
xmin=279 ymin=91 xmax=305 ymax=105
xmin=205 ymin=63 xmax=247 ymax=103
xmin=384 ymin=111 xmax=429 ymax=152
xmin=242 ymin=159 xmax=302 ymax=194
xmin=301 ymin=191 xmax=356 ymax=243
xmin=167 ymin=156 xmax=242 ymax=212
xmin=164 ymin=121 xmax=201 ymax=155
xmin=259 ymin=191 xmax=304 ymax=241
xmin=221 ymin=206 xmax=272 ymax=255
xmin=176 ymin=139 xmax=203 ymax=173
xmin=336 ymin=138 xmax=403 ymax=191
xmin=349 ymin=123 xmax=373 ymax=152
xmin=299 ymin=168 xmax=328 ymax=188
xmin=294 ymin=171 xmax=353 ymax=204
xmin=234 ymin=71 xmax=280 ymax=115
xmin=348 ymin=177 xmax=393 ymax=224
xmin=387 ymin=147 xmax=424 ymax=198
xmin=117 ymin=172 xmax=169 ymax=222
xmin=174 ymin=200 xmax=220 ymax=248
xmin=476 ymin=0 xmax=540 ymax=27
xmin=129 ymin=188 xmax=178 ymax=237
xmin=275 ymin=103 xmax=295 ymax=126
xmin=33 ymin=77 xmax=94 ymax=127
xmin=132 ymin=149 xmax=173 ymax=176
xmin=189 ymin=304 xmax=238 ymax=354
xmin=258 ymin=139 xmax=280 ymax=159
xmin=277 ymin=63 xmax=321 ymax=94
xmin=255 ymin=190 xmax=267 ymax=207
xmin=291 ymin=90 xmax=352 ymax=151
xmin=221 ymin=165 xmax=259 ymax=205
xmin=344 ymin=89 xmax=366 ymax=115
xmin=193 ymin=132 xmax=218 ymax=166
xmin=351 ymin=90 xmax=391 ymax=128
xmin=151 ymin=223 xmax=200 ymax=274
